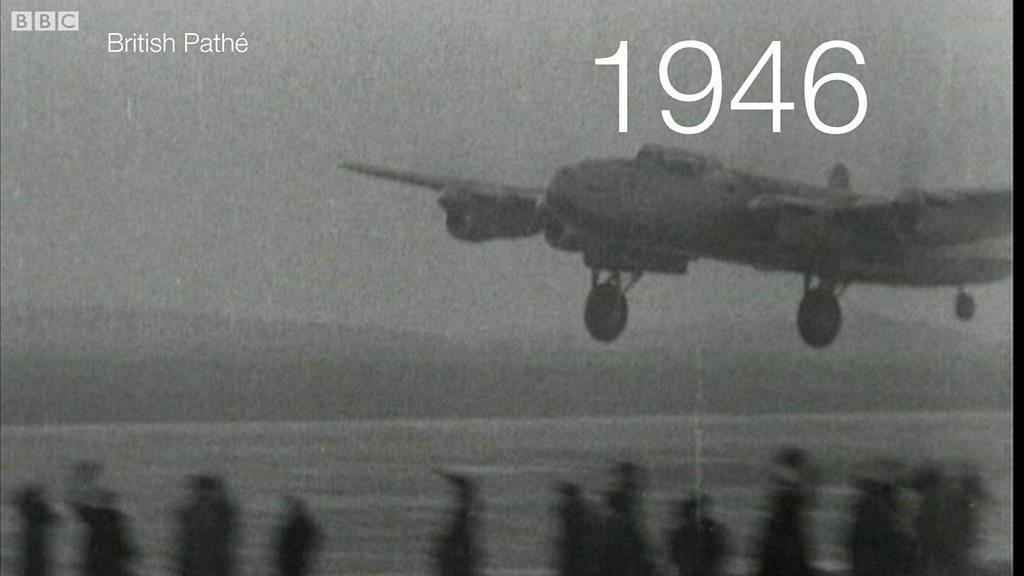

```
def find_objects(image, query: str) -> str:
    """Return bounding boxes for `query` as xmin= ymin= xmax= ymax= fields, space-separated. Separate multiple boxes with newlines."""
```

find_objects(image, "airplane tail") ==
xmin=828 ymin=163 xmax=851 ymax=190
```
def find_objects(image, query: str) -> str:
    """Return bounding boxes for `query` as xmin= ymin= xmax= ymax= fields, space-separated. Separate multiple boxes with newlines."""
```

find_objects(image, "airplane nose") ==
xmin=546 ymin=167 xmax=586 ymax=217
xmin=550 ymin=166 xmax=603 ymax=205
xmin=548 ymin=167 xmax=579 ymax=197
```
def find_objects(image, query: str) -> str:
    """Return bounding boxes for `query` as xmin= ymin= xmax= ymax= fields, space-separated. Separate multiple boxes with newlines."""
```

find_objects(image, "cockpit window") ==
xmin=636 ymin=144 xmax=721 ymax=177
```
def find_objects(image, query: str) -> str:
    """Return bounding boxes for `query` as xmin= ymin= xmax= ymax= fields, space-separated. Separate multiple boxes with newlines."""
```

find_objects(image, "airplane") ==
xmin=341 ymin=144 xmax=1012 ymax=348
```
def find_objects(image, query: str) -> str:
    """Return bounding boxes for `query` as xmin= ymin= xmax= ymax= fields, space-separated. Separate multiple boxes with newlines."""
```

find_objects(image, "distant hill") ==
xmin=0 ymin=305 xmax=1011 ymax=425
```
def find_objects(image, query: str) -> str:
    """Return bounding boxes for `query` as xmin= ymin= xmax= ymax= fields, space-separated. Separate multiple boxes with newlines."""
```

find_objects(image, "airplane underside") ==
xmin=540 ymin=179 xmax=1009 ymax=346
xmin=579 ymin=264 xmax=985 ymax=348
xmin=572 ymin=240 xmax=1008 ymax=348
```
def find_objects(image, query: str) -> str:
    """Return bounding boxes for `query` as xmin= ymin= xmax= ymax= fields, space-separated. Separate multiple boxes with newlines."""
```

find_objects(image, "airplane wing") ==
xmin=341 ymin=162 xmax=547 ymax=242
xmin=341 ymin=162 xmax=455 ymax=191
xmin=747 ymin=188 xmax=1011 ymax=243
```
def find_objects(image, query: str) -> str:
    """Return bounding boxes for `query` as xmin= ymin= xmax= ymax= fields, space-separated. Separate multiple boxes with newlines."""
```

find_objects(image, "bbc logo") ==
xmin=11 ymin=11 xmax=79 ymax=31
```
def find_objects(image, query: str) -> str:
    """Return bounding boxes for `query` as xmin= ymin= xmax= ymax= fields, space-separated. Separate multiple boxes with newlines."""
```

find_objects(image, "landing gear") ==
xmin=955 ymin=289 xmax=976 ymax=321
xmin=584 ymin=270 xmax=640 ymax=343
xmin=797 ymin=276 xmax=843 ymax=348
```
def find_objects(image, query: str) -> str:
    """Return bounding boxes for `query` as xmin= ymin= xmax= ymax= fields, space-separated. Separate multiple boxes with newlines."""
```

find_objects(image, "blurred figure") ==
xmin=274 ymin=496 xmax=320 ymax=576
xmin=912 ymin=463 xmax=988 ymax=576
xmin=434 ymin=473 xmax=481 ymax=576
xmin=756 ymin=447 xmax=815 ymax=576
xmin=596 ymin=462 xmax=655 ymax=576
xmin=68 ymin=462 xmax=136 ymax=576
xmin=611 ymin=461 xmax=646 ymax=515
xmin=68 ymin=462 xmax=100 ymax=575
xmin=553 ymin=482 xmax=596 ymax=576
xmin=849 ymin=460 xmax=920 ymax=576
xmin=176 ymin=474 xmax=240 ymax=576
xmin=911 ymin=463 xmax=952 ymax=575
xmin=667 ymin=494 xmax=728 ymax=576
xmin=947 ymin=464 xmax=987 ymax=576
xmin=75 ymin=490 xmax=137 ymax=576
xmin=16 ymin=485 xmax=59 ymax=576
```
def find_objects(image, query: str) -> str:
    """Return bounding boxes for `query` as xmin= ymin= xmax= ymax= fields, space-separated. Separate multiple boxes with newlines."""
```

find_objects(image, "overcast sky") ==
xmin=0 ymin=0 xmax=1012 ymax=345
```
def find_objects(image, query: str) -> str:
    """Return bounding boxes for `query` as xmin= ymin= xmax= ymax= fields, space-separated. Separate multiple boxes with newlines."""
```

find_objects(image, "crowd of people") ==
xmin=14 ymin=461 xmax=318 ymax=576
xmin=13 ymin=448 xmax=989 ymax=576
xmin=537 ymin=448 xmax=986 ymax=576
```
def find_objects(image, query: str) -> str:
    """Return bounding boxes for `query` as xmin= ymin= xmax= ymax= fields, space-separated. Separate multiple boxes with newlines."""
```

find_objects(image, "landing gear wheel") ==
xmin=955 ymin=290 xmax=976 ymax=321
xmin=584 ymin=282 xmax=628 ymax=343
xmin=797 ymin=288 xmax=842 ymax=348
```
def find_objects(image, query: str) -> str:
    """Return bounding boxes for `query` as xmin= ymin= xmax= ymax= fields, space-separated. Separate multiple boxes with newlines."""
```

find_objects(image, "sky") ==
xmin=0 ymin=0 xmax=1013 ymax=345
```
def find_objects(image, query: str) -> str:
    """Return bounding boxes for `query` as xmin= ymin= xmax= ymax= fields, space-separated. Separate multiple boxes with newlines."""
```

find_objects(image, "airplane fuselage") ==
xmin=341 ymin=143 xmax=1011 ymax=347
xmin=544 ymin=153 xmax=1011 ymax=287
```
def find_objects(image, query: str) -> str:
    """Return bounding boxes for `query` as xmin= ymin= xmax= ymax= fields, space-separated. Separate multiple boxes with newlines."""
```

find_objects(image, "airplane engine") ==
xmin=542 ymin=210 xmax=588 ymax=252
xmin=438 ymin=190 xmax=543 ymax=242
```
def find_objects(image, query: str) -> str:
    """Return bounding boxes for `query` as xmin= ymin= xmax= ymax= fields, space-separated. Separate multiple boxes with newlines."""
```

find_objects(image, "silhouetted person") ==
xmin=17 ymin=485 xmax=59 ymax=576
xmin=849 ymin=474 xmax=919 ymax=576
xmin=667 ymin=494 xmax=728 ymax=576
xmin=913 ymin=464 xmax=987 ymax=576
xmin=611 ymin=461 xmax=646 ymax=517
xmin=74 ymin=490 xmax=137 ymax=576
xmin=274 ymin=496 xmax=320 ymax=576
xmin=912 ymin=464 xmax=954 ymax=575
xmin=553 ymin=482 xmax=596 ymax=576
xmin=68 ymin=462 xmax=135 ymax=576
xmin=597 ymin=462 xmax=655 ymax=576
xmin=176 ymin=474 xmax=239 ymax=576
xmin=947 ymin=466 xmax=986 ymax=576
xmin=756 ymin=448 xmax=815 ymax=576
xmin=68 ymin=461 xmax=104 ymax=543
xmin=434 ymin=473 xmax=481 ymax=576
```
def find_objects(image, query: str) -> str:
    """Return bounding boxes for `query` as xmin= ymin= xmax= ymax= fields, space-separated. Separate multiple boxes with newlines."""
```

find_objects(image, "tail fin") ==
xmin=828 ymin=163 xmax=851 ymax=190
